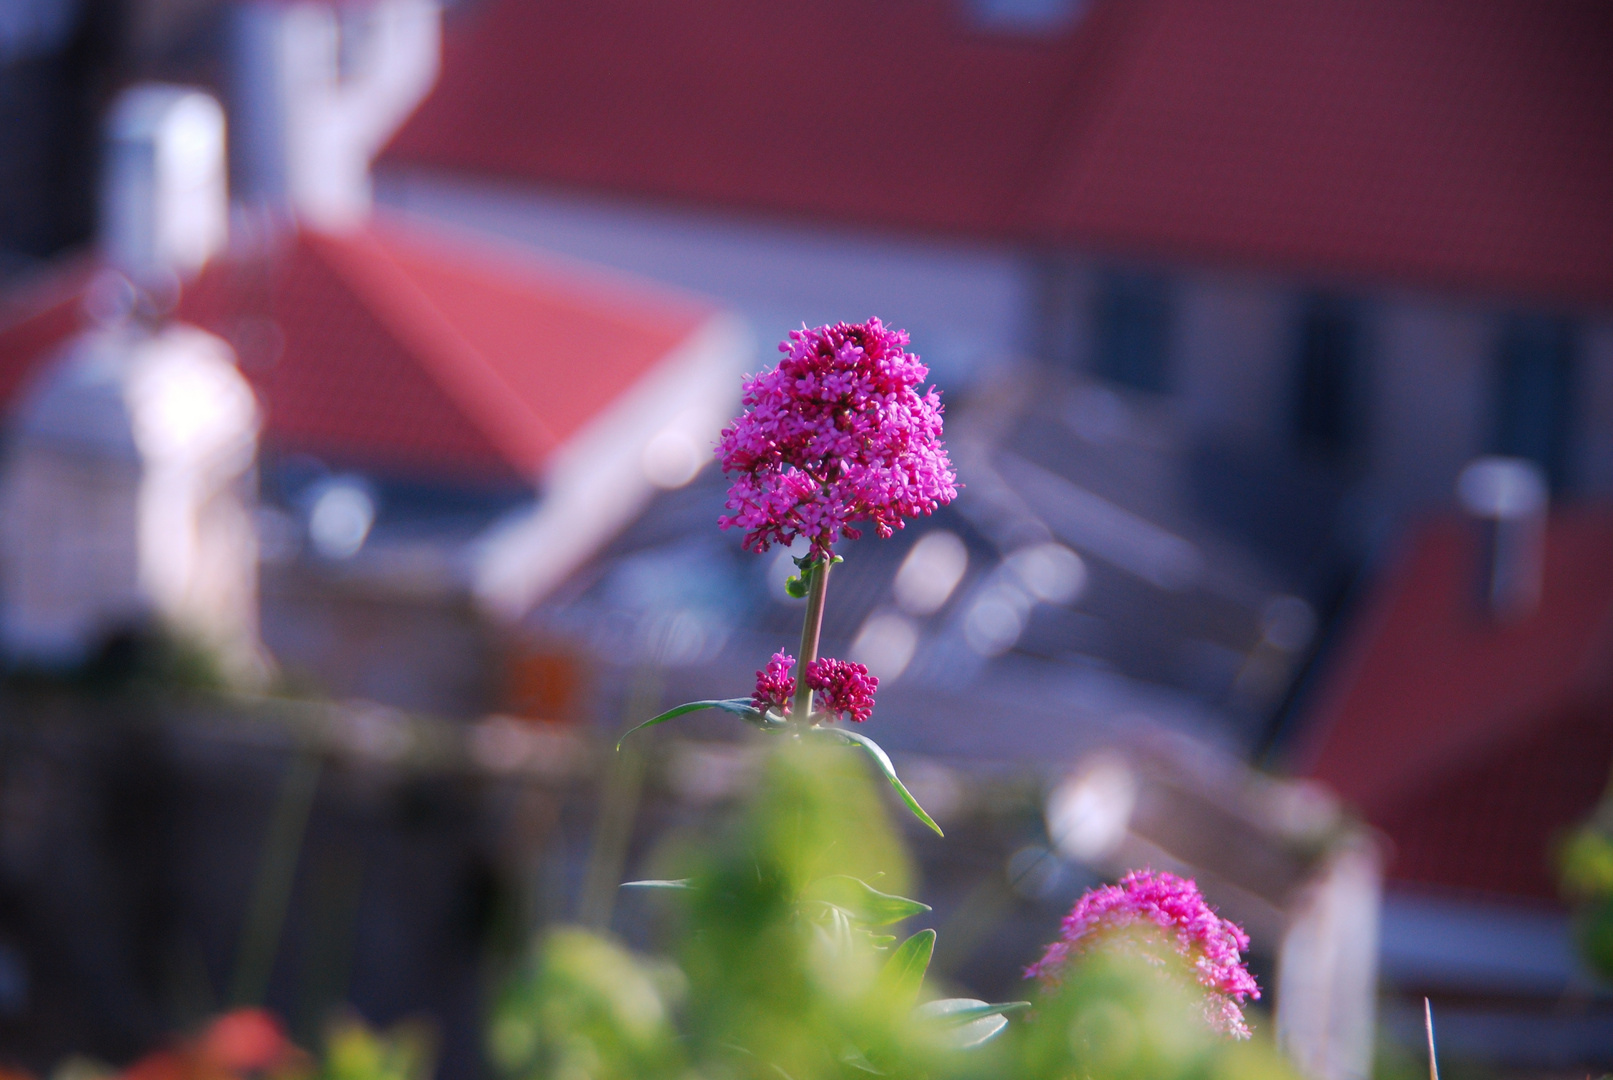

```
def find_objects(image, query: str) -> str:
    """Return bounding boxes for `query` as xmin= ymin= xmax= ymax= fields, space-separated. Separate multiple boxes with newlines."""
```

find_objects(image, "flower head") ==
xmin=717 ymin=319 xmax=958 ymax=561
xmin=753 ymin=650 xmax=797 ymax=715
xmin=1025 ymin=869 xmax=1260 ymax=1038
xmin=806 ymin=657 xmax=878 ymax=723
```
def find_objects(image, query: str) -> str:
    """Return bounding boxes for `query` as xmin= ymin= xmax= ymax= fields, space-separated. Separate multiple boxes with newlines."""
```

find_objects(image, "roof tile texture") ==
xmin=0 ymin=220 xmax=713 ymax=483
xmin=386 ymin=0 xmax=1613 ymax=306
xmin=1303 ymin=513 xmax=1613 ymax=899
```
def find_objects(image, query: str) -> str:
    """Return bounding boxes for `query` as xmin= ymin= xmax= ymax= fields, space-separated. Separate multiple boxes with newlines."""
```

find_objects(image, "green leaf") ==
xmin=923 ymin=1000 xmax=1031 ymax=1025
xmin=801 ymin=875 xmax=930 ymax=926
xmin=810 ymin=728 xmax=944 ymax=837
xmin=615 ymin=698 xmax=759 ymax=750
xmin=914 ymin=998 xmax=1028 ymax=1050
xmin=742 ymin=709 xmax=789 ymax=732
xmin=877 ymin=929 xmax=936 ymax=1008
xmin=812 ymin=904 xmax=855 ymax=958
xmin=619 ymin=879 xmax=693 ymax=890
xmin=839 ymin=1045 xmax=885 ymax=1074
xmin=717 ymin=1042 xmax=797 ymax=1080
xmin=785 ymin=574 xmax=809 ymax=598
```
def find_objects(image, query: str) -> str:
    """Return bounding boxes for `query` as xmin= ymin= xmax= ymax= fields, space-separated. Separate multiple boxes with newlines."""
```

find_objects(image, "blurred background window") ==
xmin=1291 ymin=294 xmax=1363 ymax=464
xmin=1491 ymin=314 xmax=1578 ymax=493
xmin=965 ymin=0 xmax=1088 ymax=35
xmin=1092 ymin=269 xmax=1173 ymax=394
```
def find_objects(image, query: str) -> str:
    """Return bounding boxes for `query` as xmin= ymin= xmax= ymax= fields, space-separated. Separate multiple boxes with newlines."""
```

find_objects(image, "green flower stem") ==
xmin=792 ymin=559 xmax=832 ymax=721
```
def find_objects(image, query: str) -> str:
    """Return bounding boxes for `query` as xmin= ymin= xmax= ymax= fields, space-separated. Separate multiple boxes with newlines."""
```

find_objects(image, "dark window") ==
xmin=965 ymin=0 xmax=1086 ymax=34
xmin=1292 ymin=295 xmax=1361 ymax=461
xmin=1491 ymin=315 xmax=1577 ymax=492
xmin=1093 ymin=270 xmax=1172 ymax=393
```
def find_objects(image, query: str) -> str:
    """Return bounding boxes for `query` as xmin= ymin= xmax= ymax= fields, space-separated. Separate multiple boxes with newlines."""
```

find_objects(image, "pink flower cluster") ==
xmin=717 ymin=319 xmax=958 ymax=561
xmin=752 ymin=650 xmax=796 ymax=715
xmin=750 ymin=653 xmax=878 ymax=723
xmin=1025 ymin=869 xmax=1260 ymax=1039
xmin=806 ymin=658 xmax=878 ymax=723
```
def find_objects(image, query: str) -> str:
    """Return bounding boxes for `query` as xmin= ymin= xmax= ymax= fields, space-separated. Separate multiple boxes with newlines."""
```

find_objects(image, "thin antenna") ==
xmin=1424 ymin=997 xmax=1439 ymax=1080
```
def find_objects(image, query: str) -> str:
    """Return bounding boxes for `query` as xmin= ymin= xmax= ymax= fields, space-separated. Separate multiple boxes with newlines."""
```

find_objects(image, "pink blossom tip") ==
xmin=1025 ymin=869 xmax=1260 ymax=1039
xmin=752 ymin=650 xmax=797 ymax=715
xmin=805 ymin=657 xmax=878 ymax=723
xmin=716 ymin=319 xmax=958 ymax=561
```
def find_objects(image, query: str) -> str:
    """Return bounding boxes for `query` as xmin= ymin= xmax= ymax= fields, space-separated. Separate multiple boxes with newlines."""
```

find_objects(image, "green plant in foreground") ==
xmin=496 ymin=742 xmax=1022 ymax=1080
xmin=494 ymin=322 xmax=1301 ymax=1080
xmin=492 ymin=740 xmax=1299 ymax=1080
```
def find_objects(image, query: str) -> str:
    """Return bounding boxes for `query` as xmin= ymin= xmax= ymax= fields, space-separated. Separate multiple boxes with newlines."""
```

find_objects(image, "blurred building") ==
xmin=0 ymin=0 xmax=750 ymax=713
xmin=0 ymin=12 xmax=751 ymax=1065
xmin=1296 ymin=487 xmax=1613 ymax=1069
xmin=371 ymin=5 xmax=1613 ymax=1072
xmin=379 ymin=0 xmax=1613 ymax=587
xmin=0 ymin=1 xmax=1609 ymax=1073
xmin=363 ymin=0 xmax=1613 ymax=746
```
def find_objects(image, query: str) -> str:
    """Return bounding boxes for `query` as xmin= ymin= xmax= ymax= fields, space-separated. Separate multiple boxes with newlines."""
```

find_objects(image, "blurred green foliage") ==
xmin=489 ymin=929 xmax=686 ymax=1080
xmin=1559 ymin=825 xmax=1613 ymax=981
xmin=318 ymin=1017 xmax=434 ymax=1080
xmin=1561 ymin=827 xmax=1613 ymax=899
xmin=490 ymin=739 xmax=1302 ymax=1080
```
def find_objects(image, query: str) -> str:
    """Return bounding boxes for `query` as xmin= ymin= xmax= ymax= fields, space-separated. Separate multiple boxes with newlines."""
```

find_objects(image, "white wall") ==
xmin=376 ymin=169 xmax=1036 ymax=388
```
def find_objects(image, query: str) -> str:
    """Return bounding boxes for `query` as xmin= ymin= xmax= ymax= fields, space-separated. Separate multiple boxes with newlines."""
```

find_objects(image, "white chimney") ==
xmin=101 ymin=86 xmax=229 ymax=279
xmin=1456 ymin=456 xmax=1548 ymax=622
xmin=0 ymin=323 xmax=265 ymax=678
xmin=231 ymin=0 xmax=441 ymax=230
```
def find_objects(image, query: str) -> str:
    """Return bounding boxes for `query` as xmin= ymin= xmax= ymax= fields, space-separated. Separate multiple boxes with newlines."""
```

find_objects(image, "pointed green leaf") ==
xmin=915 ymin=998 xmax=1028 ymax=1050
xmin=928 ymin=1014 xmax=1004 ymax=1050
xmin=707 ymin=698 xmax=765 ymax=716
xmin=801 ymin=875 xmax=930 ymax=926
xmin=619 ymin=878 xmax=694 ymax=890
xmin=922 ymin=1000 xmax=1031 ymax=1025
xmin=615 ymin=698 xmax=759 ymax=749
xmin=812 ymin=904 xmax=855 ymax=959
xmin=741 ymin=709 xmax=789 ymax=733
xmin=811 ymin=728 xmax=944 ymax=836
xmin=717 ymin=1042 xmax=798 ymax=1080
xmin=878 ymin=929 xmax=936 ymax=1008
xmin=839 ymin=1044 xmax=885 ymax=1074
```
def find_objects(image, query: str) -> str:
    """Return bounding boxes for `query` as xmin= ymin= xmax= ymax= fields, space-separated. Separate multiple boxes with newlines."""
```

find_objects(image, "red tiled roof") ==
xmin=385 ymin=0 xmax=1613 ymax=308
xmin=1300 ymin=513 xmax=1613 ymax=900
xmin=0 ymin=257 xmax=98 ymax=409
xmin=0 ymin=218 xmax=715 ymax=483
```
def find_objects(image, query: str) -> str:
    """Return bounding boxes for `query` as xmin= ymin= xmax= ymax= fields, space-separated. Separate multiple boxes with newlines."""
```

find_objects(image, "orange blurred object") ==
xmin=503 ymin=640 xmax=583 ymax=722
